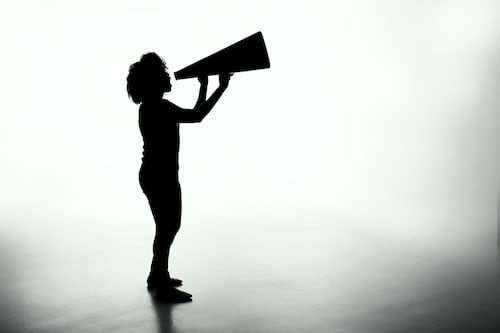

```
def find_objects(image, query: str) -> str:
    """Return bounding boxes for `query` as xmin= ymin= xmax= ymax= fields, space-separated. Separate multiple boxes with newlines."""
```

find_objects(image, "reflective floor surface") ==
xmin=1 ymin=215 xmax=499 ymax=332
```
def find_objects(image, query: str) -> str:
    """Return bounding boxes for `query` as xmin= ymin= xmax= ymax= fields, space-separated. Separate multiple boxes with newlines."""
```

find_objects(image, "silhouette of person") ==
xmin=127 ymin=53 xmax=230 ymax=302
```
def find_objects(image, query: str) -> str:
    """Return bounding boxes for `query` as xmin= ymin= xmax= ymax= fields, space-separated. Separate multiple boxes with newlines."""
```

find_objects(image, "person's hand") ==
xmin=219 ymin=73 xmax=232 ymax=89
xmin=198 ymin=75 xmax=208 ymax=86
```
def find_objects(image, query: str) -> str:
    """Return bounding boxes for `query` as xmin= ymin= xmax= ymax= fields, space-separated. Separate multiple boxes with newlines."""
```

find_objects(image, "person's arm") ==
xmin=194 ymin=76 xmax=208 ymax=108
xmin=165 ymin=73 xmax=231 ymax=123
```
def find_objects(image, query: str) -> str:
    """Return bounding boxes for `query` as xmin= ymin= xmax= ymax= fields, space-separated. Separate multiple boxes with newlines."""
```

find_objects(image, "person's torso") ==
xmin=139 ymin=100 xmax=179 ymax=171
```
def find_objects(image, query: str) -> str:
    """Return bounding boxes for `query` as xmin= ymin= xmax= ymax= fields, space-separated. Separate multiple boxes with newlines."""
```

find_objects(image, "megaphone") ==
xmin=174 ymin=32 xmax=270 ymax=80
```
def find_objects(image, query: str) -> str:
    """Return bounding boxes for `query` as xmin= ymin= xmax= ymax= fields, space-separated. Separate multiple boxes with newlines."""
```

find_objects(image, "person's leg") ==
xmin=149 ymin=181 xmax=180 ymax=271
xmin=146 ymin=181 xmax=185 ymax=290
xmin=140 ymin=168 xmax=189 ymax=301
xmin=146 ymin=181 xmax=191 ymax=301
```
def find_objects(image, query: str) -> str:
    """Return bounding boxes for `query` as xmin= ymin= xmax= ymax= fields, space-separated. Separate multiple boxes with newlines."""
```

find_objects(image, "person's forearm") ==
xmin=194 ymin=83 xmax=207 ymax=108
xmin=193 ymin=85 xmax=227 ymax=121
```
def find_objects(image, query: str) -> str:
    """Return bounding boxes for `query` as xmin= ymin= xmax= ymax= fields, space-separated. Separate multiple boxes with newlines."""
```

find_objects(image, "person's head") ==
xmin=127 ymin=52 xmax=172 ymax=104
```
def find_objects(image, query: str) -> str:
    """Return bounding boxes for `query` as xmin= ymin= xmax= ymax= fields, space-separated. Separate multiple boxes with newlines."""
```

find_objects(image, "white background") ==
xmin=1 ymin=0 xmax=500 ymax=260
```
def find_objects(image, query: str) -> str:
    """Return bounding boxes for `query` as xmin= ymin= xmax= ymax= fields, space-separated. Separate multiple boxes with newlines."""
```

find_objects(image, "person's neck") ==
xmin=143 ymin=95 xmax=163 ymax=103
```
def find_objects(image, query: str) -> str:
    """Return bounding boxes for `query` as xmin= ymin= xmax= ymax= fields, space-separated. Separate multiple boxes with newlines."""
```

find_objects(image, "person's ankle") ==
xmin=149 ymin=264 xmax=169 ymax=274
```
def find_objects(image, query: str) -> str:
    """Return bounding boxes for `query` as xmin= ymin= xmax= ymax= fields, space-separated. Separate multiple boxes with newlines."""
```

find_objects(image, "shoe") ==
xmin=155 ymin=286 xmax=192 ymax=303
xmin=168 ymin=278 xmax=183 ymax=287
xmin=147 ymin=272 xmax=183 ymax=290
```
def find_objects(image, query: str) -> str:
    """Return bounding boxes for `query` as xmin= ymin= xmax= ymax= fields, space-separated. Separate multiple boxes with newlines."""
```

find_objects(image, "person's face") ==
xmin=162 ymin=70 xmax=172 ymax=93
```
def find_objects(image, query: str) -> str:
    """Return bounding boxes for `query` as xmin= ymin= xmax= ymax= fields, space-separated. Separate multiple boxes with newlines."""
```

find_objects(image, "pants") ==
xmin=139 ymin=163 xmax=181 ymax=274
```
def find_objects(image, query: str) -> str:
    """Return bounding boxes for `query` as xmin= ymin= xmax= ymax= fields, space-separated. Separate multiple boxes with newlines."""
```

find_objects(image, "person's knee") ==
xmin=157 ymin=222 xmax=180 ymax=239
xmin=173 ymin=218 xmax=181 ymax=233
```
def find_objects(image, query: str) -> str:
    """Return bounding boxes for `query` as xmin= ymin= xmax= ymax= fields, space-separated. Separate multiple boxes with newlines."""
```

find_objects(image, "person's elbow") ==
xmin=183 ymin=111 xmax=204 ymax=123
xmin=191 ymin=107 xmax=208 ymax=123
xmin=194 ymin=113 xmax=208 ymax=123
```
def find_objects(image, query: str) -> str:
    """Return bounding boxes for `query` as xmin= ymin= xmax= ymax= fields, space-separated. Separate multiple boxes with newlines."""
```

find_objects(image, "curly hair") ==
xmin=127 ymin=53 xmax=169 ymax=104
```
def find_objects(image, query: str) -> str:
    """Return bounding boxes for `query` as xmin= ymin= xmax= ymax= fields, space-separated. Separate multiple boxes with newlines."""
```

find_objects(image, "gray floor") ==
xmin=1 ymin=216 xmax=499 ymax=332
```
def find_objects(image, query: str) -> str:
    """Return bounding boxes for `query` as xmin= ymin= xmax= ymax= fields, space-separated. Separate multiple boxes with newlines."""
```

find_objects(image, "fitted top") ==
xmin=139 ymin=99 xmax=180 ymax=171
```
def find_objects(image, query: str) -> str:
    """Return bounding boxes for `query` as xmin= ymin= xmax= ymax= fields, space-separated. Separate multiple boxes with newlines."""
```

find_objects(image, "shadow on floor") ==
xmin=149 ymin=293 xmax=181 ymax=333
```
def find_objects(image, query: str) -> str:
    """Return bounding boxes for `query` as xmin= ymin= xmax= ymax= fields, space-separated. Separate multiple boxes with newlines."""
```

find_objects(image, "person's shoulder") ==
xmin=140 ymin=99 xmax=167 ymax=112
xmin=139 ymin=100 xmax=157 ymax=111
xmin=162 ymin=99 xmax=183 ymax=112
xmin=161 ymin=99 xmax=176 ymax=108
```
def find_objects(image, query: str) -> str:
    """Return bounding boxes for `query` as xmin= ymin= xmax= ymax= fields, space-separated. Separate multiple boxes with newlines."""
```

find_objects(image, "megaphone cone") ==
xmin=174 ymin=32 xmax=270 ymax=80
